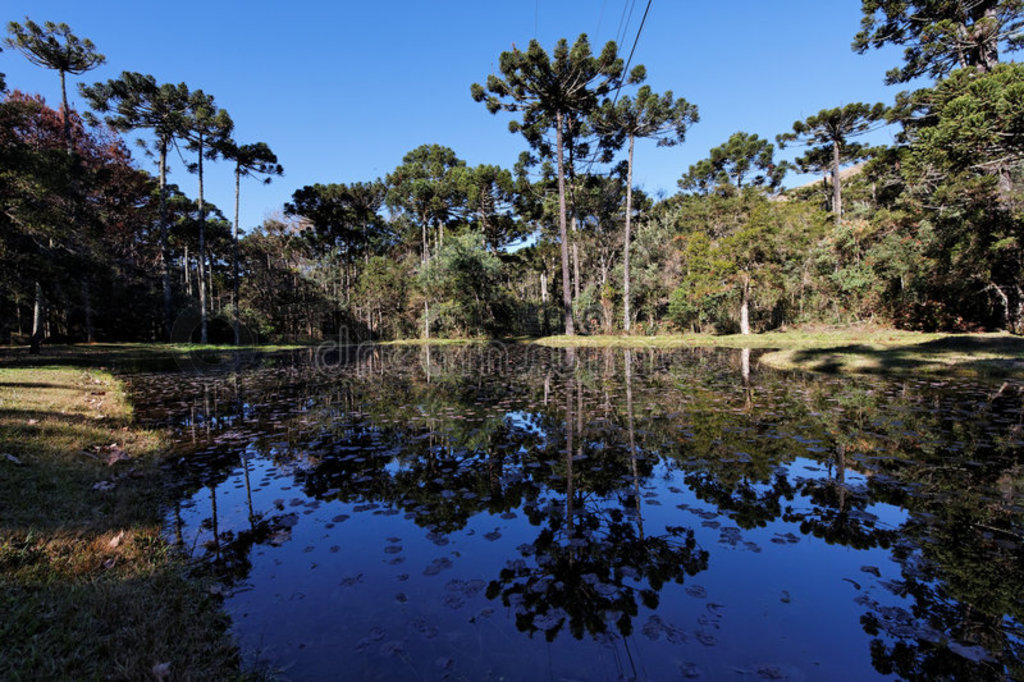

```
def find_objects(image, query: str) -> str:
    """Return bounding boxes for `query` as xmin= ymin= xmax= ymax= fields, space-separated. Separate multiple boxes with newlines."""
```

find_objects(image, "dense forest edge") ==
xmin=3 ymin=3 xmax=1024 ymax=357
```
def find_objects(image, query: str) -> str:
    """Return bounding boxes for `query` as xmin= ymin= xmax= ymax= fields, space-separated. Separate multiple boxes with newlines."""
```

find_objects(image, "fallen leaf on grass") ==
xmin=3 ymin=453 xmax=24 ymax=466
xmin=93 ymin=480 xmax=116 ymax=492
xmin=108 ymin=530 xmax=125 ymax=549
xmin=105 ymin=445 xmax=130 ymax=466
xmin=152 ymin=662 xmax=171 ymax=681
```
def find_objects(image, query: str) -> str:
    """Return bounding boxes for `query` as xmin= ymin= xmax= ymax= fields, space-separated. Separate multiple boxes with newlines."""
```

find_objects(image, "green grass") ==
xmin=0 ymin=367 xmax=245 ymax=679
xmin=530 ymin=330 xmax=1024 ymax=379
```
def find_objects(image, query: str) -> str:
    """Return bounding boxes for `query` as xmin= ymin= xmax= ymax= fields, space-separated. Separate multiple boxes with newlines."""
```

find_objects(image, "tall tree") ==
xmin=595 ymin=82 xmax=698 ymax=331
xmin=285 ymin=180 xmax=392 ymax=329
xmin=679 ymin=132 xmax=785 ymax=196
xmin=457 ymin=164 xmax=528 ymax=252
xmin=385 ymin=144 xmax=466 ymax=262
xmin=81 ymin=72 xmax=191 ymax=340
xmin=472 ymin=34 xmax=625 ymax=335
xmin=5 ymin=18 xmax=105 ymax=153
xmin=221 ymin=141 xmax=282 ymax=344
xmin=897 ymin=63 xmax=1024 ymax=332
xmin=777 ymin=102 xmax=887 ymax=224
xmin=183 ymin=90 xmax=233 ymax=344
xmin=385 ymin=144 xmax=467 ymax=338
xmin=853 ymin=0 xmax=1024 ymax=84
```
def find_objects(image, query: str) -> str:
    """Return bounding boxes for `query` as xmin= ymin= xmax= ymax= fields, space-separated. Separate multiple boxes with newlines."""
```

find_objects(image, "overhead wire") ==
xmin=612 ymin=0 xmax=653 ymax=109
xmin=615 ymin=0 xmax=638 ymax=48
xmin=572 ymin=0 xmax=654 ymax=182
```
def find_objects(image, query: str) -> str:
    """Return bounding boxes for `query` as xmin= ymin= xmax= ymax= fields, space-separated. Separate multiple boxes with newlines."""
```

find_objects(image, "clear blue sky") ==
xmin=3 ymin=1 xmax=909 ymax=233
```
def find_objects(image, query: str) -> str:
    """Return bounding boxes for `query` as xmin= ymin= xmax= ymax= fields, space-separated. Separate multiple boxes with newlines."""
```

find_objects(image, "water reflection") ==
xmin=127 ymin=345 xmax=1024 ymax=680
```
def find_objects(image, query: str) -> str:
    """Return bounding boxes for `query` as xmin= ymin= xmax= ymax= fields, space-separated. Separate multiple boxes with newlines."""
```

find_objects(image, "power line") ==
xmin=615 ymin=0 xmax=635 ymax=47
xmin=596 ymin=0 xmax=609 ymax=39
xmin=616 ymin=0 xmax=653 ymax=107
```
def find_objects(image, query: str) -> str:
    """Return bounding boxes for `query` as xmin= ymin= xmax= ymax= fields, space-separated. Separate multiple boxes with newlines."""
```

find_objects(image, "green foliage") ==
xmin=853 ymin=0 xmax=1024 ymax=84
xmin=896 ymin=63 xmax=1024 ymax=332
xmin=457 ymin=163 xmax=528 ymax=251
xmin=777 ymin=102 xmax=887 ymax=179
xmin=4 ymin=18 xmax=105 ymax=75
xmin=679 ymin=132 xmax=785 ymax=195
xmin=385 ymin=144 xmax=467 ymax=259
xmin=286 ymin=181 xmax=390 ymax=260
xmin=664 ymin=193 xmax=828 ymax=332
xmin=471 ymin=34 xmax=625 ymax=155
xmin=593 ymin=85 xmax=699 ymax=150
xmin=418 ymin=231 xmax=504 ymax=336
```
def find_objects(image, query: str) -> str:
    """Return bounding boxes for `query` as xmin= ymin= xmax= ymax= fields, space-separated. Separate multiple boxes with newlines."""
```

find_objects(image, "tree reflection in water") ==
xmin=127 ymin=345 xmax=1024 ymax=680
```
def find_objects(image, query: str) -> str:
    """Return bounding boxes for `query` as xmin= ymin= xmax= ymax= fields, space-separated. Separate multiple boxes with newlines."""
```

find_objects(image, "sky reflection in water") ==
xmin=128 ymin=345 xmax=1024 ymax=681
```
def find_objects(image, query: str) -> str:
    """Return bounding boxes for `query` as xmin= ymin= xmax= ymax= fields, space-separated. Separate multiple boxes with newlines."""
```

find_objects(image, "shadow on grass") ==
xmin=780 ymin=335 xmax=1024 ymax=377
xmin=0 ymin=366 xmax=247 ymax=679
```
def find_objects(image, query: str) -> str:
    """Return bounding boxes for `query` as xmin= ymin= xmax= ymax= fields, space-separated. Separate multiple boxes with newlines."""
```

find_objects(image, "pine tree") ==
xmin=82 ymin=73 xmax=192 ymax=340
xmin=472 ymin=35 xmax=624 ymax=335
xmin=595 ymin=81 xmax=698 ymax=331
xmin=220 ymin=141 xmax=282 ymax=344
xmin=777 ymin=103 xmax=887 ymax=224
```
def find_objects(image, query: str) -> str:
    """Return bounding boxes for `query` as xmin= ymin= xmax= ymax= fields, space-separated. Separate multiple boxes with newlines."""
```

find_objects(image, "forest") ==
xmin=2 ymin=2 xmax=1023 ymax=351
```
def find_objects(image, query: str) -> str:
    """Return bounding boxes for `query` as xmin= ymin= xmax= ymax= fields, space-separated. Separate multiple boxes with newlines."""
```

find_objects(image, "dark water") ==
xmin=127 ymin=345 xmax=1024 ymax=681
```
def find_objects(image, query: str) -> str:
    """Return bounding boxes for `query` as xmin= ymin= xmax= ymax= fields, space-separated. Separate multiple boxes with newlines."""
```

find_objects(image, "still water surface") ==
xmin=127 ymin=345 xmax=1024 ymax=680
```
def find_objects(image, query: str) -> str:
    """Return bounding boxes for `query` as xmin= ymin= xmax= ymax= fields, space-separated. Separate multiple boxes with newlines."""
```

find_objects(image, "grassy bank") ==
xmin=532 ymin=330 xmax=1024 ymax=379
xmin=0 ymin=366 xmax=242 ymax=679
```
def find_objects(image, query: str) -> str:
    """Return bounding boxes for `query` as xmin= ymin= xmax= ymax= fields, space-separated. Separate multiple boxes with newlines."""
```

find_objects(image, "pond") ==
xmin=126 ymin=344 xmax=1024 ymax=681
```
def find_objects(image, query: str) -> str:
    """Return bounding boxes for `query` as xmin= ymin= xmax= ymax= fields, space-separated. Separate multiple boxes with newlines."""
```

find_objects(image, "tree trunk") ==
xmin=233 ymin=168 xmax=241 ymax=345
xmin=832 ymin=139 xmax=842 ymax=225
xmin=29 ymin=281 xmax=43 ymax=355
xmin=59 ymin=70 xmax=72 ymax=155
xmin=556 ymin=111 xmax=574 ymax=336
xmin=975 ymin=1 xmax=1000 ymax=72
xmin=571 ymin=215 xmax=581 ymax=305
xmin=83 ymin=278 xmax=94 ymax=343
xmin=739 ymin=275 xmax=751 ymax=335
xmin=624 ymin=134 xmax=635 ymax=333
xmin=159 ymin=143 xmax=173 ymax=341
xmin=197 ymin=132 xmax=208 ymax=344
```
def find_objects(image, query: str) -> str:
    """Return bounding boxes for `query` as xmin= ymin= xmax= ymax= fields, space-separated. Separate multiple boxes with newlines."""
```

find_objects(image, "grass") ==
xmin=532 ymin=329 xmax=1024 ymax=379
xmin=0 ymin=367 xmax=244 ymax=679
xmin=758 ymin=333 xmax=1024 ymax=378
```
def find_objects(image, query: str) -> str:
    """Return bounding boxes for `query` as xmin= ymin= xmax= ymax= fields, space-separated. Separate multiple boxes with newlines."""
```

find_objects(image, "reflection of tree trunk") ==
xmin=209 ymin=484 xmax=221 ymax=561
xmin=625 ymin=350 xmax=643 ymax=539
xmin=565 ymin=350 xmax=576 ymax=533
xmin=241 ymin=450 xmax=255 ymax=527
xmin=172 ymin=501 xmax=184 ymax=546
xmin=836 ymin=443 xmax=847 ymax=512
xmin=741 ymin=347 xmax=753 ymax=412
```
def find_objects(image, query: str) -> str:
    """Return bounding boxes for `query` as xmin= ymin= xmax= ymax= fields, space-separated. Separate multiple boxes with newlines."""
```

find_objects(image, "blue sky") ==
xmin=3 ymin=1 xmax=910 ymax=233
